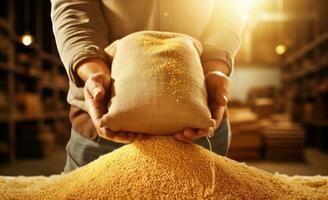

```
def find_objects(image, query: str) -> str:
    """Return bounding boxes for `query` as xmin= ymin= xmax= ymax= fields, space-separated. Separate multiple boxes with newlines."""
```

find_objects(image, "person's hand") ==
xmin=205 ymin=71 xmax=229 ymax=132
xmin=77 ymin=59 xmax=146 ymax=143
xmin=173 ymin=60 xmax=229 ymax=143
xmin=173 ymin=128 xmax=213 ymax=144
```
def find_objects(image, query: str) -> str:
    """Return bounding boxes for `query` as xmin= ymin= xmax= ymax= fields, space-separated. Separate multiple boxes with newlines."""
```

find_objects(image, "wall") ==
xmin=229 ymin=65 xmax=281 ymax=102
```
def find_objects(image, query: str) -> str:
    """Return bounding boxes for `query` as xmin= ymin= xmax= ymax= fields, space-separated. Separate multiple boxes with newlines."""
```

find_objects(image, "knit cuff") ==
xmin=68 ymin=45 xmax=110 ymax=87
xmin=201 ymin=45 xmax=234 ymax=77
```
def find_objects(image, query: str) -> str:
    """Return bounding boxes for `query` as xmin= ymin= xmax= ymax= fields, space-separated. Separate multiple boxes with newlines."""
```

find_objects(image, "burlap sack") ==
xmin=100 ymin=31 xmax=214 ymax=135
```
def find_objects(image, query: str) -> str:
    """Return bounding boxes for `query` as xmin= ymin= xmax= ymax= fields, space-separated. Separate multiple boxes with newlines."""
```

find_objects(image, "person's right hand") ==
xmin=77 ymin=59 xmax=146 ymax=143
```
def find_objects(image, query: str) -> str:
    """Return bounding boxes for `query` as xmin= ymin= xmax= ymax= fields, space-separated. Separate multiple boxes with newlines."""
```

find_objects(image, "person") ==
xmin=51 ymin=0 xmax=244 ymax=172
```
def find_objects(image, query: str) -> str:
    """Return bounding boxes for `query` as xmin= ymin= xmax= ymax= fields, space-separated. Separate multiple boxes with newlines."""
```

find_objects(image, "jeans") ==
xmin=64 ymin=114 xmax=231 ymax=173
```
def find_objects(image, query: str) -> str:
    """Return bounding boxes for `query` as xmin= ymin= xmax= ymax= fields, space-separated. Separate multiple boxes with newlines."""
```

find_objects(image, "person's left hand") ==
xmin=173 ymin=70 xmax=229 ymax=143
xmin=78 ymin=59 xmax=148 ymax=144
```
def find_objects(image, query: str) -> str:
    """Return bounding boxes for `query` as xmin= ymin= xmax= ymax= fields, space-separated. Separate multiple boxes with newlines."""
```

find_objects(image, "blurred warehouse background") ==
xmin=0 ymin=0 xmax=327 ymax=176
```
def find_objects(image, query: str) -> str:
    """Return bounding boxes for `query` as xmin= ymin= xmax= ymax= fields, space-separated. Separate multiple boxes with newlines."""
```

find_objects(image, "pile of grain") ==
xmin=1 ymin=137 xmax=328 ymax=199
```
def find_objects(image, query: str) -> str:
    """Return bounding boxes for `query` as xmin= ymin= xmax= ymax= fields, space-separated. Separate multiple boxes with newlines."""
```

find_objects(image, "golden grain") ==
xmin=138 ymin=35 xmax=190 ymax=102
xmin=1 ymin=137 xmax=327 ymax=200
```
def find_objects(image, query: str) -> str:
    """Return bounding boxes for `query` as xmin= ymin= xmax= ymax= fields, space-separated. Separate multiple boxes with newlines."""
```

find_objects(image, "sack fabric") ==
xmin=100 ymin=31 xmax=214 ymax=135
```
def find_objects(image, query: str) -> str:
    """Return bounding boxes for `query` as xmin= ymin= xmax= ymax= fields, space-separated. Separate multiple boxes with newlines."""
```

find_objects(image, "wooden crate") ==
xmin=229 ymin=108 xmax=264 ymax=161
xmin=263 ymin=122 xmax=305 ymax=161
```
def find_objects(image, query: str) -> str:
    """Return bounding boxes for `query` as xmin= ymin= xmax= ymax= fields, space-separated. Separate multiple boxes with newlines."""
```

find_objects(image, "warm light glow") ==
xmin=239 ymin=0 xmax=256 ymax=13
xmin=20 ymin=34 xmax=33 ymax=46
xmin=243 ymin=0 xmax=256 ymax=10
xmin=275 ymin=44 xmax=287 ymax=55
xmin=242 ymin=12 xmax=250 ymax=22
xmin=240 ymin=0 xmax=256 ymax=21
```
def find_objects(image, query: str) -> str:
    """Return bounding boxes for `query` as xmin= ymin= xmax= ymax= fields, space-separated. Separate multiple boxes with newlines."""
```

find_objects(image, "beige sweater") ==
xmin=51 ymin=0 xmax=244 ymax=111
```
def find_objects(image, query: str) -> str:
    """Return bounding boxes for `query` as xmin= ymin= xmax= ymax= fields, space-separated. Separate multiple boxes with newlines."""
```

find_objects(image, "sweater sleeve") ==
xmin=200 ymin=0 xmax=245 ymax=76
xmin=51 ymin=0 xmax=110 ymax=86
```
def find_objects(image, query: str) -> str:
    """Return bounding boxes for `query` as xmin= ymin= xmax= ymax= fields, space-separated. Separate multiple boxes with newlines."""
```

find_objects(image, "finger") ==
xmin=134 ymin=133 xmax=143 ymax=140
xmin=212 ymin=106 xmax=225 ymax=130
xmin=127 ymin=132 xmax=137 ymax=141
xmin=98 ymin=131 xmax=115 ymax=141
xmin=85 ymin=89 xmax=105 ymax=120
xmin=182 ymin=128 xmax=198 ymax=140
xmin=212 ymin=75 xmax=229 ymax=106
xmin=199 ymin=127 xmax=215 ymax=137
xmin=96 ymin=127 xmax=114 ymax=141
xmin=173 ymin=132 xmax=192 ymax=143
xmin=185 ymin=129 xmax=209 ymax=140
xmin=215 ymin=73 xmax=230 ymax=93
xmin=112 ymin=138 xmax=131 ymax=144
xmin=86 ymin=78 xmax=106 ymax=101
xmin=97 ymin=127 xmax=131 ymax=143
xmin=216 ymin=94 xmax=228 ymax=107
xmin=114 ymin=132 xmax=128 ymax=140
xmin=115 ymin=132 xmax=135 ymax=143
xmin=197 ymin=129 xmax=210 ymax=138
xmin=102 ymin=128 xmax=116 ymax=139
xmin=135 ymin=133 xmax=147 ymax=140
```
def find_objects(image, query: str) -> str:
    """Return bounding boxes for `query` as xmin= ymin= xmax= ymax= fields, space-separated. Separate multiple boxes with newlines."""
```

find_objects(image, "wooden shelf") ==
xmin=284 ymin=32 xmax=328 ymax=66
xmin=0 ymin=18 xmax=8 ymax=26
xmin=282 ymin=30 xmax=328 ymax=131
xmin=0 ymin=18 xmax=10 ymax=32
xmin=276 ymin=1 xmax=328 ymax=152
xmin=282 ymin=58 xmax=328 ymax=81
xmin=0 ymin=112 xmax=68 ymax=122
xmin=0 ymin=3 xmax=70 ymax=162
xmin=0 ymin=141 xmax=9 ymax=154
xmin=303 ymin=120 xmax=328 ymax=127
xmin=0 ymin=115 xmax=10 ymax=122
xmin=41 ymin=81 xmax=55 ymax=89
xmin=0 ymin=62 xmax=29 ymax=76
xmin=41 ymin=82 xmax=68 ymax=92
xmin=0 ymin=62 xmax=69 ymax=88
xmin=44 ymin=112 xmax=68 ymax=119
xmin=40 ymin=52 xmax=61 ymax=65
xmin=0 ymin=62 xmax=44 ymax=80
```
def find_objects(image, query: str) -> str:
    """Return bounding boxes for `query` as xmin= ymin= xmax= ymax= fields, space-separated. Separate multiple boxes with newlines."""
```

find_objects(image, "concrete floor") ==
xmin=0 ymin=148 xmax=327 ymax=177
xmin=248 ymin=148 xmax=328 ymax=176
xmin=0 ymin=148 xmax=67 ymax=176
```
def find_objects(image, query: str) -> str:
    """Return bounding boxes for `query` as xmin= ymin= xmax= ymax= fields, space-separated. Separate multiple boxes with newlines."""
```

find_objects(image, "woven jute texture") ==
xmin=100 ymin=31 xmax=214 ymax=134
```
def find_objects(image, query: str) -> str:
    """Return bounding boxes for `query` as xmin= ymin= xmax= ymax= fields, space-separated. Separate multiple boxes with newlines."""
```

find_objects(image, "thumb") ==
xmin=213 ymin=106 xmax=225 ymax=130
xmin=216 ymin=94 xmax=228 ymax=107
xmin=85 ymin=78 xmax=106 ymax=101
